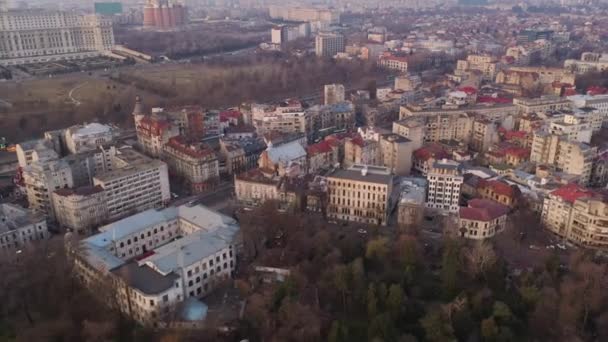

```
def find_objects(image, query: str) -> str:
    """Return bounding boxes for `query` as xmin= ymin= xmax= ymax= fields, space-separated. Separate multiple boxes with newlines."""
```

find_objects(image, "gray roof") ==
xmin=141 ymin=223 xmax=239 ymax=275
xmin=111 ymin=262 xmax=180 ymax=295
xmin=329 ymin=168 xmax=393 ymax=185
xmin=266 ymin=140 xmax=306 ymax=165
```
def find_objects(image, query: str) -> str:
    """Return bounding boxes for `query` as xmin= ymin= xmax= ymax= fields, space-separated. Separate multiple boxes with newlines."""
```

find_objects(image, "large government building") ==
xmin=0 ymin=8 xmax=115 ymax=65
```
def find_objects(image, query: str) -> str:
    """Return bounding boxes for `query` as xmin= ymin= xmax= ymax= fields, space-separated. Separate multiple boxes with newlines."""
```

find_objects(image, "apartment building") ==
xmin=162 ymin=136 xmax=219 ymax=193
xmin=327 ymin=165 xmax=393 ymax=226
xmin=0 ymin=10 xmax=114 ymax=66
xmin=52 ymin=185 xmax=108 ymax=234
xmin=471 ymin=119 xmax=499 ymax=152
xmin=307 ymin=140 xmax=339 ymax=174
xmin=252 ymin=101 xmax=308 ymax=137
xmin=392 ymin=118 xmax=425 ymax=151
xmin=75 ymin=204 xmax=239 ymax=326
xmin=22 ymin=158 xmax=74 ymax=220
xmin=315 ymin=32 xmax=345 ymax=58
xmin=569 ymin=94 xmax=608 ymax=128
xmin=93 ymin=148 xmax=170 ymax=221
xmin=324 ymin=84 xmax=345 ymax=105
xmin=306 ymin=102 xmax=356 ymax=140
xmin=425 ymin=114 xmax=473 ymax=144
xmin=379 ymin=134 xmax=413 ymax=176
xmin=456 ymin=55 xmax=499 ymax=81
xmin=0 ymin=203 xmax=49 ymax=252
xmin=476 ymin=179 xmax=520 ymax=209
xmin=426 ymin=159 xmax=463 ymax=213
xmin=458 ymin=199 xmax=509 ymax=240
xmin=135 ymin=115 xmax=180 ymax=158
xmin=531 ymin=131 xmax=596 ymax=185
xmin=513 ymin=95 xmax=572 ymax=114
xmin=344 ymin=136 xmax=379 ymax=169
xmin=549 ymin=113 xmax=592 ymax=144
xmin=269 ymin=5 xmax=340 ymax=24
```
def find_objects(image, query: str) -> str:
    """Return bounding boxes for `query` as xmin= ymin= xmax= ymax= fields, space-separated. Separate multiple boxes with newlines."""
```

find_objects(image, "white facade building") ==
xmin=76 ymin=204 xmax=240 ymax=326
xmin=93 ymin=148 xmax=170 ymax=221
xmin=426 ymin=159 xmax=463 ymax=213
xmin=0 ymin=203 xmax=49 ymax=252
xmin=0 ymin=10 xmax=115 ymax=66
xmin=64 ymin=123 xmax=115 ymax=155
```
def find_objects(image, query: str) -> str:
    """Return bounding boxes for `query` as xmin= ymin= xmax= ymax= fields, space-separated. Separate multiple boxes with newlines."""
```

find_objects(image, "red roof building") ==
xmin=459 ymin=199 xmax=509 ymax=239
xmin=477 ymin=179 xmax=521 ymax=208
xmin=549 ymin=183 xmax=595 ymax=204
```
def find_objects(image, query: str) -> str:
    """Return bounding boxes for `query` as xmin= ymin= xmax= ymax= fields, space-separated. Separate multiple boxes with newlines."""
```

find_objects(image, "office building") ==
xmin=564 ymin=52 xmax=608 ymax=74
xmin=93 ymin=148 xmax=170 ymax=221
xmin=315 ymin=32 xmax=345 ymax=58
xmin=426 ymin=159 xmax=463 ymax=213
xmin=0 ymin=10 xmax=114 ymax=66
xmin=327 ymin=165 xmax=394 ymax=226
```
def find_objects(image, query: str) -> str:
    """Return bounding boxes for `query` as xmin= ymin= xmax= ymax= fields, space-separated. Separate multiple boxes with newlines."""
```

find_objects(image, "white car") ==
xmin=556 ymin=244 xmax=567 ymax=250
xmin=328 ymin=220 xmax=338 ymax=224
xmin=529 ymin=245 xmax=541 ymax=250
xmin=357 ymin=229 xmax=367 ymax=234
xmin=546 ymin=245 xmax=555 ymax=250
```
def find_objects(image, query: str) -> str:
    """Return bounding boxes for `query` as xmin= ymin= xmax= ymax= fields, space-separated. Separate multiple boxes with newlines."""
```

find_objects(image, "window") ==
xmin=188 ymin=280 xmax=193 ymax=286
xmin=187 ymin=270 xmax=192 ymax=277
xmin=196 ymin=276 xmax=201 ymax=283
xmin=223 ymin=263 xmax=227 ymax=270
xmin=149 ymin=300 xmax=154 ymax=306
xmin=163 ymin=295 xmax=168 ymax=302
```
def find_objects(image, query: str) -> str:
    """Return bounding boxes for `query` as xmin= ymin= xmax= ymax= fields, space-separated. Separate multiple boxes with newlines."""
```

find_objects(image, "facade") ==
xmin=0 ymin=10 xmax=114 ymax=66
xmin=307 ymin=140 xmax=339 ymax=174
xmin=0 ymin=203 xmax=49 ymax=252
xmin=52 ymin=185 xmax=108 ymax=234
xmin=327 ymin=165 xmax=393 ymax=226
xmin=379 ymin=134 xmax=413 ymax=176
xmin=163 ymin=136 xmax=219 ymax=193
xmin=541 ymin=184 xmax=608 ymax=250
xmin=251 ymin=101 xmax=308 ymax=137
xmin=476 ymin=179 xmax=520 ymax=209
xmin=269 ymin=5 xmax=340 ymax=24
xmin=378 ymin=55 xmax=409 ymax=72
xmin=513 ymin=95 xmax=572 ymax=114
xmin=426 ymin=159 xmax=463 ymax=213
xmin=234 ymin=169 xmax=299 ymax=209
xmin=22 ymin=158 xmax=74 ymax=220
xmin=93 ymin=148 xmax=170 ymax=221
xmin=315 ymin=32 xmax=345 ymax=58
xmin=324 ymin=84 xmax=345 ymax=105
xmin=136 ymin=115 xmax=180 ymax=158
xmin=458 ymin=199 xmax=509 ymax=240
xmin=75 ymin=204 xmax=239 ymax=326
xmin=456 ymin=55 xmax=499 ymax=81
xmin=258 ymin=140 xmax=307 ymax=177
xmin=564 ymin=52 xmax=608 ymax=74
xmin=471 ymin=119 xmax=499 ymax=152
xmin=344 ymin=136 xmax=379 ymax=169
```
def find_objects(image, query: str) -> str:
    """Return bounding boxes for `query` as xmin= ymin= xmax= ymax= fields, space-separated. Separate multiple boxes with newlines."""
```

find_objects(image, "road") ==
xmin=170 ymin=182 xmax=235 ymax=213
xmin=68 ymin=81 xmax=88 ymax=106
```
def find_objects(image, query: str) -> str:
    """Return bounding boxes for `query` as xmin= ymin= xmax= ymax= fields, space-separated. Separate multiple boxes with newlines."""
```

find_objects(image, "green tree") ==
xmin=492 ymin=301 xmax=512 ymax=323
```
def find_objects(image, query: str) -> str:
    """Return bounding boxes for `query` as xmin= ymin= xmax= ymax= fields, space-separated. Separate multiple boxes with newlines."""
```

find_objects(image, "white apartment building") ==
xmin=426 ymin=159 xmax=463 ymax=213
xmin=22 ymin=158 xmax=74 ymax=220
xmin=540 ymin=184 xmax=608 ymax=250
xmin=93 ymin=148 xmax=170 ymax=221
xmin=315 ymin=32 xmax=345 ymax=58
xmin=52 ymin=185 xmax=108 ymax=234
xmin=549 ymin=114 xmax=592 ymax=144
xmin=378 ymin=55 xmax=409 ymax=72
xmin=16 ymin=139 xmax=59 ymax=168
xmin=0 ymin=203 xmax=49 ymax=252
xmin=569 ymin=94 xmax=608 ymax=127
xmin=0 ymin=10 xmax=115 ymax=65
xmin=324 ymin=84 xmax=345 ymax=105
xmin=76 ymin=204 xmax=239 ymax=326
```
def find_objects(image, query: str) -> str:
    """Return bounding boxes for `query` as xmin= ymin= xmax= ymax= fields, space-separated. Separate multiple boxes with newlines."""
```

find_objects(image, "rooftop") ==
xmin=550 ymin=183 xmax=595 ymax=204
xmin=328 ymin=165 xmax=392 ymax=185
xmin=54 ymin=185 xmax=104 ymax=197
xmin=459 ymin=199 xmax=509 ymax=222
xmin=111 ymin=262 xmax=180 ymax=295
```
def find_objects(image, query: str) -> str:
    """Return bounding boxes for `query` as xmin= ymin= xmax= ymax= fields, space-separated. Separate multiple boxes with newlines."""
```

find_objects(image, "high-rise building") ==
xmin=143 ymin=0 xmax=187 ymax=29
xmin=324 ymin=84 xmax=345 ymax=105
xmin=315 ymin=32 xmax=345 ymax=58
xmin=426 ymin=159 xmax=463 ymax=213
xmin=0 ymin=10 xmax=114 ymax=66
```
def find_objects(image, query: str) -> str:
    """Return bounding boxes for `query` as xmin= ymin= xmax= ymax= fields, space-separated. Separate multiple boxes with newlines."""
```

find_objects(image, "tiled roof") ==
xmin=478 ymin=179 xmax=518 ymax=198
xmin=550 ymin=183 xmax=594 ymax=204
xmin=460 ymin=199 xmax=509 ymax=222
xmin=307 ymin=140 xmax=333 ymax=156
xmin=414 ymin=144 xmax=449 ymax=162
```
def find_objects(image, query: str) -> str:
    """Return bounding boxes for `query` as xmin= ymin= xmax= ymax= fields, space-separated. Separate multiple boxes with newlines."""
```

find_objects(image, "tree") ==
xmin=441 ymin=239 xmax=463 ymax=300
xmin=328 ymin=320 xmax=349 ymax=342
xmin=464 ymin=241 xmax=497 ymax=280
xmin=421 ymin=309 xmax=456 ymax=342
xmin=386 ymin=284 xmax=404 ymax=316
xmin=367 ymin=284 xmax=379 ymax=318
xmin=481 ymin=317 xmax=499 ymax=341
